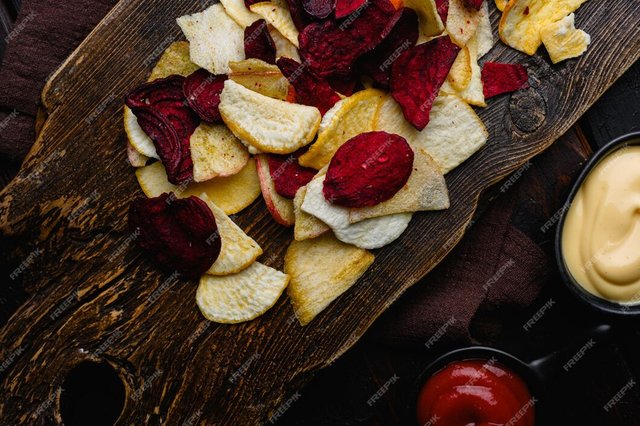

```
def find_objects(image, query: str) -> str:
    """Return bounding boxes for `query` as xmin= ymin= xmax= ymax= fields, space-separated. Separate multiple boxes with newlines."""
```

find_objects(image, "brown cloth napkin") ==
xmin=0 ymin=0 xmax=549 ymax=346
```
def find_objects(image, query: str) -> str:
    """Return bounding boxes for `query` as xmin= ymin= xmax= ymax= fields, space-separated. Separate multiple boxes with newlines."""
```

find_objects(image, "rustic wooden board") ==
xmin=0 ymin=1 xmax=638 ymax=424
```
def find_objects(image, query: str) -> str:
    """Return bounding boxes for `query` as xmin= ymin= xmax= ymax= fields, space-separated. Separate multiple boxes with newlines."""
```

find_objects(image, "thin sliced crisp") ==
xmin=294 ymin=186 xmax=329 ymax=241
xmin=219 ymin=80 xmax=321 ymax=154
xmin=446 ymin=0 xmax=482 ymax=47
xmin=229 ymin=59 xmax=291 ymax=100
xmin=499 ymin=0 xmax=587 ymax=55
xmin=495 ymin=0 xmax=508 ymax=11
xmin=250 ymin=0 xmax=300 ymax=48
xmin=298 ymin=89 xmax=385 ymax=170
xmin=447 ymin=46 xmax=472 ymax=91
xmin=256 ymin=154 xmax=295 ymax=226
xmin=191 ymin=123 xmax=250 ymax=182
xmin=148 ymin=41 xmax=200 ymax=81
xmin=269 ymin=25 xmax=301 ymax=61
xmin=374 ymin=95 xmax=487 ymax=173
xmin=540 ymin=13 xmax=590 ymax=64
xmin=127 ymin=142 xmax=149 ymax=167
xmin=476 ymin=1 xmax=494 ymax=58
xmin=196 ymin=262 xmax=289 ymax=323
xmin=177 ymin=4 xmax=245 ymax=74
xmin=285 ymin=233 xmax=375 ymax=326
xmin=403 ymin=0 xmax=445 ymax=38
xmin=441 ymin=34 xmax=485 ymax=106
xmin=136 ymin=158 xmax=261 ymax=215
xmin=302 ymin=175 xmax=413 ymax=249
xmin=198 ymin=193 xmax=263 ymax=276
xmin=124 ymin=106 xmax=159 ymax=159
xmin=349 ymin=148 xmax=449 ymax=222
xmin=220 ymin=0 xmax=261 ymax=27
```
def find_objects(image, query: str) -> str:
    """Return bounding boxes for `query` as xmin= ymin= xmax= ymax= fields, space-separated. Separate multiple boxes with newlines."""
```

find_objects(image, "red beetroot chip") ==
xmin=390 ymin=36 xmax=460 ymax=130
xmin=268 ymin=151 xmax=317 ymax=198
xmin=285 ymin=0 xmax=309 ymax=31
xmin=323 ymin=131 xmax=414 ymax=208
xmin=244 ymin=19 xmax=277 ymax=64
xmin=302 ymin=0 xmax=335 ymax=19
xmin=357 ymin=7 xmax=419 ymax=87
xmin=482 ymin=62 xmax=529 ymax=99
xmin=436 ymin=0 xmax=449 ymax=22
xmin=276 ymin=57 xmax=341 ymax=115
xmin=328 ymin=76 xmax=362 ymax=96
xmin=463 ymin=0 xmax=483 ymax=10
xmin=129 ymin=193 xmax=221 ymax=279
xmin=125 ymin=76 xmax=200 ymax=184
xmin=335 ymin=0 xmax=367 ymax=18
xmin=299 ymin=0 xmax=396 ymax=77
xmin=183 ymin=69 xmax=227 ymax=123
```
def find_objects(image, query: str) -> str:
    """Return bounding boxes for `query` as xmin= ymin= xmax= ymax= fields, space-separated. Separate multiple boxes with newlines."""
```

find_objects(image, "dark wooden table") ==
xmin=1 ymin=1 xmax=639 ymax=424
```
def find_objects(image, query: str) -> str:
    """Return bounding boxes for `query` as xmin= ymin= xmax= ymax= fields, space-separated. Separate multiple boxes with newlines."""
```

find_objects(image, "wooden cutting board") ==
xmin=0 ymin=1 xmax=638 ymax=424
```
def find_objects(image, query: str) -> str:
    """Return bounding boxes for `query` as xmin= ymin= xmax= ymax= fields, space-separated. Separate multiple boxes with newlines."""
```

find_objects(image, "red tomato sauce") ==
xmin=416 ymin=360 xmax=535 ymax=426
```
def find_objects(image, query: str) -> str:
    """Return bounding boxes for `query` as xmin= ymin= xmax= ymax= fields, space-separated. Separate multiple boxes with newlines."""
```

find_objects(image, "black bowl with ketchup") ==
xmin=555 ymin=131 xmax=640 ymax=316
xmin=410 ymin=325 xmax=611 ymax=425
xmin=411 ymin=347 xmax=541 ymax=426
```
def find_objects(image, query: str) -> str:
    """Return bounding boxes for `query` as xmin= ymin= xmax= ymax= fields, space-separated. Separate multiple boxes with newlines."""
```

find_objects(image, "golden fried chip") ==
xmin=220 ymin=0 xmax=261 ymax=27
xmin=269 ymin=25 xmax=301 ymax=61
xmin=191 ymin=123 xmax=250 ymax=182
xmin=540 ymin=13 xmax=590 ymax=64
xmin=197 ymin=262 xmax=289 ymax=323
xmin=403 ymin=0 xmax=445 ymax=38
xmin=126 ymin=142 xmax=149 ymax=168
xmin=220 ymin=80 xmax=321 ymax=154
xmin=136 ymin=158 xmax=261 ymax=215
xmin=476 ymin=1 xmax=494 ymax=58
xmin=148 ymin=41 xmax=199 ymax=81
xmin=177 ymin=4 xmax=245 ymax=74
xmin=447 ymin=0 xmax=482 ymax=47
xmin=229 ymin=58 xmax=291 ymax=100
xmin=293 ymin=185 xmax=329 ymax=241
xmin=124 ymin=106 xmax=159 ymax=159
xmin=298 ymin=89 xmax=385 ymax=169
xmin=499 ymin=0 xmax=587 ymax=55
xmin=198 ymin=193 xmax=263 ymax=276
xmin=256 ymin=155 xmax=296 ymax=226
xmin=441 ymin=34 xmax=486 ymax=107
xmin=285 ymin=233 xmax=374 ymax=326
xmin=447 ymin=46 xmax=472 ymax=91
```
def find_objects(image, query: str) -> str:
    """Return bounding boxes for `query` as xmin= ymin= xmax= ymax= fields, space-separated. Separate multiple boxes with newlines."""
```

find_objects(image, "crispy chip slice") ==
xmin=190 ymin=123 xmax=250 ymax=182
xmin=495 ymin=0 xmax=508 ymax=11
xmin=269 ymin=25 xmax=301 ymax=61
xmin=499 ymin=0 xmax=587 ymax=55
xmin=298 ymin=89 xmax=385 ymax=169
xmin=197 ymin=194 xmax=263 ymax=275
xmin=446 ymin=0 xmax=482 ymax=47
xmin=441 ymin=34 xmax=485 ymax=106
xmin=196 ymin=262 xmax=289 ymax=323
xmin=148 ymin=41 xmax=200 ymax=81
xmin=475 ymin=1 xmax=494 ymax=58
xmin=229 ymin=58 xmax=291 ymax=100
xmin=136 ymin=158 xmax=261 ymax=215
xmin=127 ymin=142 xmax=149 ymax=168
xmin=349 ymin=148 xmax=449 ymax=222
xmin=447 ymin=46 xmax=472 ymax=91
xmin=124 ymin=106 xmax=159 ymax=159
xmin=177 ymin=4 xmax=245 ymax=74
xmin=220 ymin=80 xmax=321 ymax=154
xmin=403 ymin=0 xmax=445 ymax=38
xmin=256 ymin=154 xmax=296 ymax=226
xmin=294 ymin=185 xmax=330 ymax=241
xmin=250 ymin=0 xmax=300 ymax=48
xmin=302 ymin=174 xmax=413 ymax=249
xmin=374 ymin=95 xmax=487 ymax=173
xmin=540 ymin=13 xmax=590 ymax=64
xmin=220 ymin=0 xmax=261 ymax=27
xmin=285 ymin=233 xmax=375 ymax=326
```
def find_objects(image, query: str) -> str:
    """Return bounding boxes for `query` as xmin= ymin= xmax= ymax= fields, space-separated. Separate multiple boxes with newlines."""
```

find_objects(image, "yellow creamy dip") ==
xmin=562 ymin=145 xmax=640 ymax=303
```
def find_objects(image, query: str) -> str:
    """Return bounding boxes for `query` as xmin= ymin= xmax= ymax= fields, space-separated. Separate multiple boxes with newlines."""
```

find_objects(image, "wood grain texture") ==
xmin=0 ymin=1 xmax=639 ymax=424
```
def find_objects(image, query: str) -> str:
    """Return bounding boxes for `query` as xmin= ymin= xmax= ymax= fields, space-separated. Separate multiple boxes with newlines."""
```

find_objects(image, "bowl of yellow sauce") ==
xmin=557 ymin=132 xmax=640 ymax=314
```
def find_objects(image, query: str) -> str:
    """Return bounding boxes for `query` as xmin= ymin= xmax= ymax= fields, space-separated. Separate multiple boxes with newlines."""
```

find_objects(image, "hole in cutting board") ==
xmin=60 ymin=361 xmax=125 ymax=426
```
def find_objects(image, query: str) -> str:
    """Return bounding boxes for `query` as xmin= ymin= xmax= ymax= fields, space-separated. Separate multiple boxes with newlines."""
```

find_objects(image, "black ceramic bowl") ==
xmin=555 ymin=131 xmax=640 ymax=316
xmin=408 ymin=325 xmax=612 ymax=425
